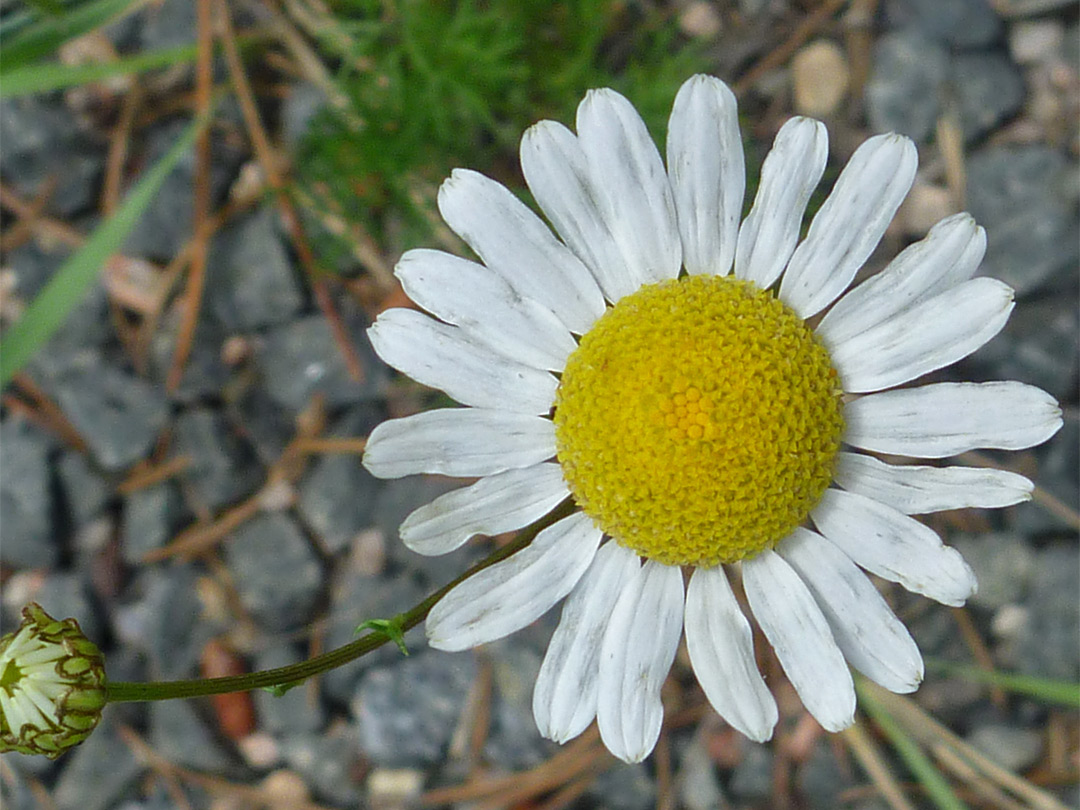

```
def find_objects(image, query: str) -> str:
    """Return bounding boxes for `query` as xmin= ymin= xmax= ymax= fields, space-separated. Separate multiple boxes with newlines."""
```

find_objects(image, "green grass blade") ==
xmin=0 ymin=113 xmax=207 ymax=387
xmin=857 ymin=682 xmax=971 ymax=810
xmin=0 ymin=0 xmax=149 ymax=72
xmin=926 ymin=659 xmax=1080 ymax=707
xmin=0 ymin=41 xmax=198 ymax=97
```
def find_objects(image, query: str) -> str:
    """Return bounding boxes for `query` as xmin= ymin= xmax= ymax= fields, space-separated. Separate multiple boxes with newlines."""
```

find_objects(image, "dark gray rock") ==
xmin=966 ymin=723 xmax=1042 ymax=771
xmin=206 ymin=206 xmax=303 ymax=331
xmin=34 ymin=572 xmax=102 ymax=646
xmin=352 ymin=650 xmax=477 ymax=766
xmin=282 ymin=726 xmax=363 ymax=806
xmin=53 ymin=360 xmax=169 ymax=471
xmin=587 ymin=761 xmax=656 ymax=810
xmin=150 ymin=306 xmax=233 ymax=404
xmin=483 ymin=641 xmax=549 ymax=769
xmin=281 ymin=82 xmax=327 ymax=149
xmin=0 ymin=97 xmax=103 ymax=218
xmin=1014 ymin=544 xmax=1079 ymax=681
xmin=225 ymin=513 xmax=323 ymax=632
xmin=298 ymin=409 xmax=380 ymax=554
xmin=227 ymin=383 xmax=296 ymax=464
xmin=138 ymin=0 xmax=196 ymax=49
xmin=967 ymin=145 xmax=1080 ymax=295
xmin=0 ymin=419 xmax=56 ymax=568
xmin=258 ymin=315 xmax=380 ymax=411
xmin=884 ymin=0 xmax=1003 ymax=49
xmin=172 ymin=407 xmax=260 ymax=512
xmin=52 ymin=718 xmax=144 ymax=810
xmin=149 ymin=700 xmax=234 ymax=774
xmin=952 ymin=52 xmax=1026 ymax=142
xmin=57 ymin=450 xmax=111 ymax=528
xmin=1009 ymin=418 xmax=1078 ymax=536
xmin=866 ymin=31 xmax=948 ymax=142
xmin=253 ymin=644 xmax=326 ymax=735
xmin=729 ymin=741 xmax=774 ymax=802
xmin=321 ymin=573 xmax=427 ymax=704
xmin=798 ymin=742 xmax=850 ymax=810
xmin=121 ymin=482 xmax=184 ymax=564
xmin=949 ymin=532 xmax=1034 ymax=611
xmin=0 ymin=763 xmax=36 ymax=810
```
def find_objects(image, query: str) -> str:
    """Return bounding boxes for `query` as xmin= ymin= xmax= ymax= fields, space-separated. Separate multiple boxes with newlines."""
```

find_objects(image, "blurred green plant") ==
xmin=291 ymin=0 xmax=708 ymax=266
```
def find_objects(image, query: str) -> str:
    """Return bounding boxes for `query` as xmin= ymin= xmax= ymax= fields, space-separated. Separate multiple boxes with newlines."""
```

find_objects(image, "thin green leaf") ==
xmin=1 ymin=41 xmax=198 ymax=97
xmin=0 ymin=0 xmax=149 ymax=72
xmin=857 ymin=682 xmax=971 ymax=810
xmin=926 ymin=659 xmax=1080 ymax=707
xmin=0 ymin=113 xmax=208 ymax=387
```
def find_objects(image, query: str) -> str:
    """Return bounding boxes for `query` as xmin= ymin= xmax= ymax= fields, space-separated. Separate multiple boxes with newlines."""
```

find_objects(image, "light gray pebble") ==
xmin=966 ymin=723 xmax=1043 ymax=772
xmin=206 ymin=206 xmax=303 ymax=332
xmin=587 ymin=760 xmax=656 ymax=810
xmin=729 ymin=741 xmax=774 ymax=801
xmin=949 ymin=532 xmax=1034 ymax=610
xmin=483 ymin=641 xmax=549 ymax=769
xmin=1014 ymin=544 xmax=1079 ymax=681
xmin=797 ymin=742 xmax=850 ymax=810
xmin=282 ymin=725 xmax=363 ymax=807
xmin=253 ymin=645 xmax=326 ymax=735
xmin=951 ymin=52 xmax=1026 ymax=142
xmin=866 ymin=31 xmax=948 ymax=142
xmin=353 ymin=650 xmax=477 ymax=767
xmin=52 ymin=718 xmax=144 ymax=810
xmin=53 ymin=361 xmax=169 ymax=471
xmin=172 ymin=407 xmax=260 ymax=512
xmin=883 ymin=0 xmax=1003 ymax=49
xmin=121 ymin=482 xmax=184 ymax=564
xmin=150 ymin=307 xmax=232 ymax=404
xmin=57 ymin=450 xmax=111 ymax=528
xmin=0 ymin=419 xmax=56 ymax=568
xmin=33 ymin=572 xmax=101 ymax=646
xmin=225 ymin=513 xmax=323 ymax=633
xmin=149 ymin=700 xmax=235 ymax=774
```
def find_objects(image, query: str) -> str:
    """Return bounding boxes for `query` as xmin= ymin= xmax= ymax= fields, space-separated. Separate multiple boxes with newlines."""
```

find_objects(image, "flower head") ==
xmin=363 ymin=75 xmax=1062 ymax=762
xmin=0 ymin=603 xmax=108 ymax=758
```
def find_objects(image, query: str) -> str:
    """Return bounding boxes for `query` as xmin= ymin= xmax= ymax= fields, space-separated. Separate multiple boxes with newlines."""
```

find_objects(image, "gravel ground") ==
xmin=1 ymin=0 xmax=1077 ymax=808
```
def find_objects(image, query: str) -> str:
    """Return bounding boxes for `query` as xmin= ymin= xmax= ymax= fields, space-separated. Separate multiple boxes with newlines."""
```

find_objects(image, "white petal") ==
xmin=426 ymin=511 xmax=602 ymax=651
xmin=369 ymin=308 xmax=557 ymax=414
xmin=521 ymin=121 xmax=638 ymax=302
xmin=827 ymin=278 xmax=1014 ymax=394
xmin=577 ymin=88 xmax=682 ymax=288
xmin=597 ymin=560 xmax=683 ymax=763
xmin=844 ymin=382 xmax=1063 ymax=458
xmin=363 ymin=408 xmax=555 ymax=479
xmin=437 ymin=169 xmax=605 ymax=333
xmin=817 ymin=213 xmax=986 ymax=346
xmin=742 ymin=550 xmax=856 ymax=732
xmin=395 ymin=249 xmax=576 ymax=371
xmin=811 ymin=489 xmax=976 ymax=606
xmin=735 ymin=117 xmax=828 ymax=289
xmin=779 ymin=133 xmax=918 ymax=319
xmin=667 ymin=75 xmax=744 ymax=277
xmin=684 ymin=566 xmax=778 ymax=742
xmin=400 ymin=463 xmax=570 ymax=556
xmin=778 ymin=527 xmax=924 ymax=694
xmin=834 ymin=452 xmax=1033 ymax=514
xmin=533 ymin=542 xmax=641 ymax=744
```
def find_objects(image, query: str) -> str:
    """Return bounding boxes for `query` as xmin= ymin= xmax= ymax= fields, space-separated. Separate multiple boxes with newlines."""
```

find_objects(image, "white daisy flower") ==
xmin=362 ymin=75 xmax=1063 ymax=763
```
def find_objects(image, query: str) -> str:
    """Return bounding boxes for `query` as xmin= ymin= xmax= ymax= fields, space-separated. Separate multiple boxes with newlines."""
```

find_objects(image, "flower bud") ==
xmin=0 ymin=603 xmax=107 ymax=758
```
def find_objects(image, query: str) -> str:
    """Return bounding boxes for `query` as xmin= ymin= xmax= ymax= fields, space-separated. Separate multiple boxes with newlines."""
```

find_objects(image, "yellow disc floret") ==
xmin=554 ymin=275 xmax=844 ymax=567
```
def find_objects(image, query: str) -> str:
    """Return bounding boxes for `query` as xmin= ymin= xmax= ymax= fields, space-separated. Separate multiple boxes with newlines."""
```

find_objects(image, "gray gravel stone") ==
xmin=281 ymin=82 xmax=327 ymax=148
xmin=57 ymin=450 xmax=111 ymax=528
xmin=729 ymin=741 xmax=774 ymax=801
xmin=1014 ymin=544 xmax=1079 ymax=681
xmin=253 ymin=645 xmax=326 ymax=735
xmin=967 ymin=145 xmax=1080 ymax=295
xmin=258 ymin=315 xmax=381 ymax=411
xmin=798 ymin=742 xmax=850 ymax=810
xmin=0 ymin=419 xmax=56 ymax=568
xmin=282 ymin=726 xmax=363 ymax=807
xmin=227 ymin=384 xmax=296 ymax=464
xmin=0 ymin=764 xmax=36 ymax=810
xmin=172 ymin=407 xmax=260 ymax=512
xmin=0 ymin=97 xmax=103 ymax=218
xmin=53 ymin=360 xmax=169 ymax=471
xmin=966 ymin=723 xmax=1043 ymax=772
xmin=121 ymin=482 xmax=184 ymax=564
xmin=484 ymin=641 xmax=549 ymax=769
xmin=298 ymin=408 xmax=380 ymax=554
xmin=587 ymin=761 xmax=656 ymax=810
xmin=138 ymin=0 xmax=196 ymax=49
xmin=206 ymin=206 xmax=303 ymax=331
xmin=952 ymin=52 xmax=1026 ymax=142
xmin=866 ymin=31 xmax=948 ymax=142
xmin=225 ymin=513 xmax=323 ymax=632
xmin=149 ymin=700 xmax=235 ymax=774
xmin=949 ymin=532 xmax=1034 ymax=610
xmin=53 ymin=718 xmax=144 ymax=810
xmin=34 ymin=572 xmax=102 ymax=645
xmin=353 ymin=650 xmax=477 ymax=766
xmin=1010 ymin=418 xmax=1079 ymax=536
xmin=150 ymin=307 xmax=232 ymax=404
xmin=884 ymin=0 xmax=1003 ymax=49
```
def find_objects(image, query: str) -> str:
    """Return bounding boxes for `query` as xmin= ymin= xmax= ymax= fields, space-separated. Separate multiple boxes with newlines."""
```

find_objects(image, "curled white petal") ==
xmin=426 ymin=511 xmax=602 ymax=651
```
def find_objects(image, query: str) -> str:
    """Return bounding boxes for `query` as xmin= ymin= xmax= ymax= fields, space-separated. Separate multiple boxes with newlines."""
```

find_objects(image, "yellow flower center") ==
xmin=553 ymin=275 xmax=844 ymax=567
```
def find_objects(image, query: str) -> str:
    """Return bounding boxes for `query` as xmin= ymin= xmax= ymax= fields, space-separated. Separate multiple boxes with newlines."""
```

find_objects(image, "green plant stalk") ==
xmin=925 ymin=659 xmax=1080 ymax=707
xmin=106 ymin=500 xmax=573 ymax=703
xmin=856 ymin=679 xmax=970 ymax=810
xmin=0 ymin=112 xmax=208 ymax=386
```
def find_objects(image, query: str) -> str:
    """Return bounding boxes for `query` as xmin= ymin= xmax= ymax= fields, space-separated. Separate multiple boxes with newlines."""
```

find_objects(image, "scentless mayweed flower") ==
xmin=362 ymin=75 xmax=1063 ymax=762
xmin=0 ymin=603 xmax=108 ymax=758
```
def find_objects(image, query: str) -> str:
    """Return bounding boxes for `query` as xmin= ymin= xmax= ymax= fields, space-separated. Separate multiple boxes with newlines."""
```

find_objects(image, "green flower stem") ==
xmin=106 ymin=500 xmax=574 ymax=704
